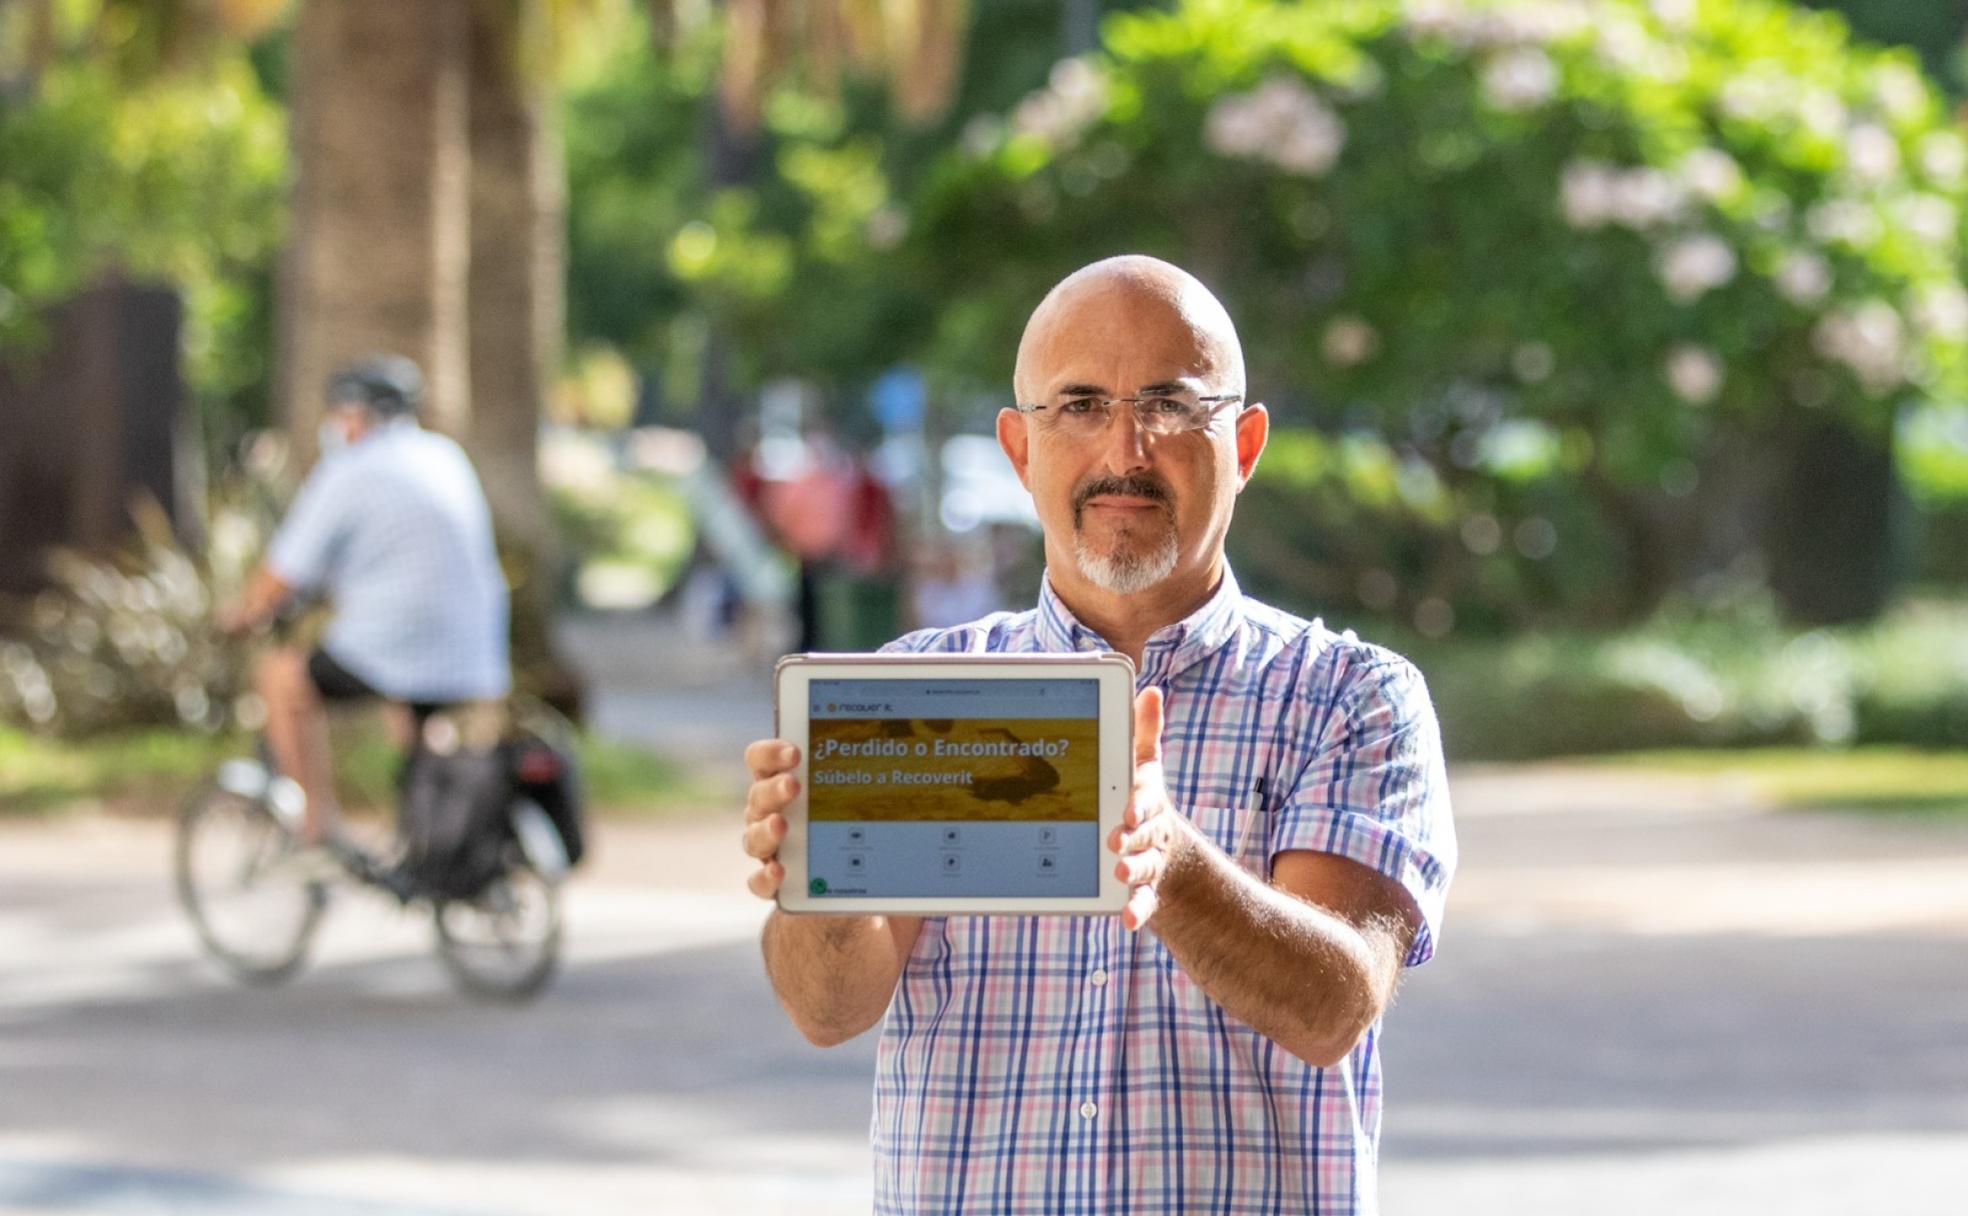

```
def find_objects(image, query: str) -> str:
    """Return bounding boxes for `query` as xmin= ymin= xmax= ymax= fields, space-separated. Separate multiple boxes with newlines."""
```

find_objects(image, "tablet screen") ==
xmin=805 ymin=676 xmax=1103 ymax=899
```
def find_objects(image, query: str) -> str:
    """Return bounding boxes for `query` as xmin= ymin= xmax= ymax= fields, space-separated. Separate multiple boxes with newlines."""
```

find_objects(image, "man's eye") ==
xmin=1142 ymin=397 xmax=1192 ymax=416
xmin=1058 ymin=399 xmax=1103 ymax=415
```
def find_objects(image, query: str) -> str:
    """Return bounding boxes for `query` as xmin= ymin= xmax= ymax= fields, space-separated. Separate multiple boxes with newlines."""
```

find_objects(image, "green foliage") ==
xmin=905 ymin=0 xmax=1968 ymax=627
xmin=1408 ymin=594 xmax=1968 ymax=759
xmin=0 ymin=718 xmax=701 ymax=818
xmin=561 ymin=1 xmax=1170 ymax=420
xmin=1899 ymin=403 xmax=1968 ymax=504
xmin=541 ymin=432 xmax=696 ymax=609
xmin=0 ymin=722 xmax=238 ymax=814
xmin=1591 ymin=747 xmax=1968 ymax=815
xmin=1805 ymin=1 xmax=1967 ymax=94
xmin=0 ymin=54 xmax=286 ymax=411
xmin=562 ymin=17 xmax=929 ymax=410
xmin=575 ymin=733 xmax=715 ymax=815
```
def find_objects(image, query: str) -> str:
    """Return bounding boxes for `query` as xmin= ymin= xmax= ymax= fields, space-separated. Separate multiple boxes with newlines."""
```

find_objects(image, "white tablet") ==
xmin=774 ymin=652 xmax=1135 ymax=916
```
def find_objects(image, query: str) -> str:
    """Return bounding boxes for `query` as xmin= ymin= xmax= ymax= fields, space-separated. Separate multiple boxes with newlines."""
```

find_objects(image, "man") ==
xmin=222 ymin=355 xmax=510 ymax=846
xmin=739 ymin=256 xmax=1456 ymax=1213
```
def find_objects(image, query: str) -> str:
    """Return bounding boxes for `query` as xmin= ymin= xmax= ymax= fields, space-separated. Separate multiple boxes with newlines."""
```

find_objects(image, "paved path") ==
xmin=552 ymin=613 xmax=775 ymax=769
xmin=4 ymin=767 xmax=1968 ymax=1214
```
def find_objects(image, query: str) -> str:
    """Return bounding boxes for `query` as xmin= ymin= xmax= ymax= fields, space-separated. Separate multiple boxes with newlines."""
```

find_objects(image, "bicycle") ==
xmin=174 ymin=700 xmax=584 ymax=1002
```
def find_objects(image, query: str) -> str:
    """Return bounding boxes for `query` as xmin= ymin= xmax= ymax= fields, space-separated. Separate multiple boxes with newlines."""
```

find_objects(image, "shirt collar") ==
xmin=1034 ymin=566 xmax=1247 ymax=685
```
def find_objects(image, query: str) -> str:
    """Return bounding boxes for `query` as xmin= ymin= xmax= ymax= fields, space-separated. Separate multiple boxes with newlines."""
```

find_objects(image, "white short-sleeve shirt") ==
xmin=266 ymin=421 xmax=510 ymax=703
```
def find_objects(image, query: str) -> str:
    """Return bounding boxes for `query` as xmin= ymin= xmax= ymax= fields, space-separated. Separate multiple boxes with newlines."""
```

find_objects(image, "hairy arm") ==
xmin=760 ymin=909 xmax=922 ymax=1047
xmin=1148 ymin=833 xmax=1417 ymax=1067
xmin=1113 ymin=680 xmax=1441 ymax=1068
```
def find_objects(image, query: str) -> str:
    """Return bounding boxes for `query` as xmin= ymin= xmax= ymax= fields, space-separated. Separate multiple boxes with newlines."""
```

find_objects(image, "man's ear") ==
xmin=997 ymin=407 xmax=1033 ymax=490
xmin=1233 ymin=403 xmax=1268 ymax=488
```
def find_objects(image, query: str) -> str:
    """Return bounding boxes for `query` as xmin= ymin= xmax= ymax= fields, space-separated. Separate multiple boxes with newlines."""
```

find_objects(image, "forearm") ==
xmin=1151 ymin=824 xmax=1400 ymax=1067
xmin=238 ymin=566 xmax=294 ymax=627
xmin=760 ymin=910 xmax=905 ymax=1047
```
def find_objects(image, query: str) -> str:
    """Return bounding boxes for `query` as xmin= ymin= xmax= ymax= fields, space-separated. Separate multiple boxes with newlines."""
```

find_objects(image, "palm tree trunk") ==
xmin=465 ymin=0 xmax=579 ymax=715
xmin=1764 ymin=416 xmax=1903 ymax=625
xmin=281 ymin=0 xmax=472 ymax=448
xmin=465 ymin=0 xmax=559 ymax=558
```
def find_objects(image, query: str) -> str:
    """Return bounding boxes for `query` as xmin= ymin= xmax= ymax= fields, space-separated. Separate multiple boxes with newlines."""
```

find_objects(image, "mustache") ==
xmin=1072 ymin=474 xmax=1174 ymax=524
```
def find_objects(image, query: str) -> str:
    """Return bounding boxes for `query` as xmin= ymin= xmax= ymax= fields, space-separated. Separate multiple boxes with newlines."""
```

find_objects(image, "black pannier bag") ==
xmin=397 ymin=742 xmax=512 ymax=900
xmin=506 ymin=730 xmax=586 ymax=867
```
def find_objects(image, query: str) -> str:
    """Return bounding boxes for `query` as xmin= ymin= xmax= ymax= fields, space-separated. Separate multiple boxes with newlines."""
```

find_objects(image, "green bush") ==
xmin=0 ymin=514 xmax=245 ymax=738
xmin=1409 ymin=594 xmax=1968 ymax=759
xmin=0 ymin=466 xmax=274 ymax=738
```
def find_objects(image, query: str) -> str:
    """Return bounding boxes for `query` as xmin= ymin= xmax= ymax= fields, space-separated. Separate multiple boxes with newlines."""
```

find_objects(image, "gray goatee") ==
xmin=1071 ymin=473 xmax=1178 ymax=594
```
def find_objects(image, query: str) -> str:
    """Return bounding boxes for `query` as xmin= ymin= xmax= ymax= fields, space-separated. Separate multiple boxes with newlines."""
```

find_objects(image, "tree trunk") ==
xmin=465 ymin=0 xmax=559 ymax=559
xmin=1061 ymin=0 xmax=1101 ymax=54
xmin=281 ymin=0 xmax=472 ymax=450
xmin=1764 ymin=415 xmax=1903 ymax=626
xmin=694 ymin=96 xmax=763 ymax=465
xmin=466 ymin=0 xmax=579 ymax=717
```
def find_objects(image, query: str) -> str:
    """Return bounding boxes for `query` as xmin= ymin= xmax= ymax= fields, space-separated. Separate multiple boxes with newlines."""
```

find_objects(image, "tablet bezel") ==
xmin=774 ymin=652 xmax=1135 ymax=916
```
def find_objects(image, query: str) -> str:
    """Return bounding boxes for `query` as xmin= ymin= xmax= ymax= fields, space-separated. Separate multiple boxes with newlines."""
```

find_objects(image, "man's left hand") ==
xmin=1110 ymin=686 xmax=1187 ymax=931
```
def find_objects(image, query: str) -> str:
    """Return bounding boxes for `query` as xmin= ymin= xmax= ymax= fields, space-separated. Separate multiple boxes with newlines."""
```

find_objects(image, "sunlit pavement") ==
xmin=4 ymin=767 xmax=1968 ymax=1215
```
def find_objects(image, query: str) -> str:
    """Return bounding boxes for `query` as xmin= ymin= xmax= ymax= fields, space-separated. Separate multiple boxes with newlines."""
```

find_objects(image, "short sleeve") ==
xmin=264 ymin=459 xmax=350 ymax=592
xmin=1276 ymin=653 xmax=1457 ymax=967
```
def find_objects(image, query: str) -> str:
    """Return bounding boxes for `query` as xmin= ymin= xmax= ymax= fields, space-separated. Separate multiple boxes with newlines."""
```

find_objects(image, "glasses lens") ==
xmin=1037 ymin=393 xmax=1225 ymax=434
xmin=1136 ymin=394 xmax=1210 ymax=433
xmin=1046 ymin=399 xmax=1111 ymax=434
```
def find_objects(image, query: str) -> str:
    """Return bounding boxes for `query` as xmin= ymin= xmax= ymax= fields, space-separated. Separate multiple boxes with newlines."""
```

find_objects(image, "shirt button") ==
xmin=1088 ymin=968 xmax=1107 ymax=987
xmin=1079 ymin=1101 xmax=1098 ymax=1120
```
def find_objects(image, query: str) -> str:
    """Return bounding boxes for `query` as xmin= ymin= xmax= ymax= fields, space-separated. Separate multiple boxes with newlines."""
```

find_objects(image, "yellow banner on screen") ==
xmin=808 ymin=717 xmax=1100 ymax=822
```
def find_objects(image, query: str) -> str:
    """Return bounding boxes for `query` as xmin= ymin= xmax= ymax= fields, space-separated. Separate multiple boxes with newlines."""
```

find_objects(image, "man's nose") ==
xmin=1091 ymin=402 xmax=1153 ymax=474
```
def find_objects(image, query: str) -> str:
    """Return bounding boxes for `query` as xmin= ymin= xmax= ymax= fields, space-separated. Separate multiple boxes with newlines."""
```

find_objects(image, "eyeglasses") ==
xmin=1013 ymin=391 xmax=1243 ymax=437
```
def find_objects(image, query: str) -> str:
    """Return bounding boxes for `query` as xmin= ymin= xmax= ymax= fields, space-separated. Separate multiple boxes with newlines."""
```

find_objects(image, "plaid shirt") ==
xmin=871 ymin=569 xmax=1456 ymax=1215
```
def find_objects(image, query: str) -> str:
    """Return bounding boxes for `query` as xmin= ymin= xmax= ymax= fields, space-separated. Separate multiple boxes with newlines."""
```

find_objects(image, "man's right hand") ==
xmin=742 ymin=739 xmax=801 ymax=900
xmin=214 ymin=600 xmax=257 ymax=638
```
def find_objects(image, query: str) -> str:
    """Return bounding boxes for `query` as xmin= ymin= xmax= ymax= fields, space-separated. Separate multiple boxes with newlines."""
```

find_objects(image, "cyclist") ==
xmin=219 ymin=355 xmax=511 ymax=849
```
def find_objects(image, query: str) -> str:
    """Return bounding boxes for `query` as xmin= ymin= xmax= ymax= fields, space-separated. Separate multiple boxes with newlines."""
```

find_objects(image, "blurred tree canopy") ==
xmin=564 ymin=21 xmax=926 ymax=418
xmin=1808 ymin=1 xmax=1968 ymax=94
xmin=900 ymin=0 xmax=1968 ymax=628
xmin=564 ymin=0 xmax=1153 ymax=437
xmin=6 ymin=0 xmax=1968 ymax=645
xmin=0 ymin=49 xmax=285 ymax=424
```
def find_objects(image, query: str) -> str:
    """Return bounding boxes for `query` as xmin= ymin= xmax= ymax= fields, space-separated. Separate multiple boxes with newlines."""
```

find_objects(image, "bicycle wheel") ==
xmin=175 ymin=779 xmax=327 ymax=985
xmin=432 ymin=847 xmax=562 ymax=1002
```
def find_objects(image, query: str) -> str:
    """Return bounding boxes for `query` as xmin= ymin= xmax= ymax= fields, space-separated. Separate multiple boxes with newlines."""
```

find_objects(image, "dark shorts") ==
xmin=307 ymin=648 xmax=446 ymax=721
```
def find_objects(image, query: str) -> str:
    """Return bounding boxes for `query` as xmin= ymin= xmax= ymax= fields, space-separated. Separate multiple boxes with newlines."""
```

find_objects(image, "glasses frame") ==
xmin=1012 ymin=393 xmax=1245 ymax=436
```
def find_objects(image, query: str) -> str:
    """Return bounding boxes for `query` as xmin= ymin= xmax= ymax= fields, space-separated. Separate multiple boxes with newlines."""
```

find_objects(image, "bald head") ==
xmin=1013 ymin=256 xmax=1245 ymax=405
xmin=997 ymin=255 xmax=1269 ymax=618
